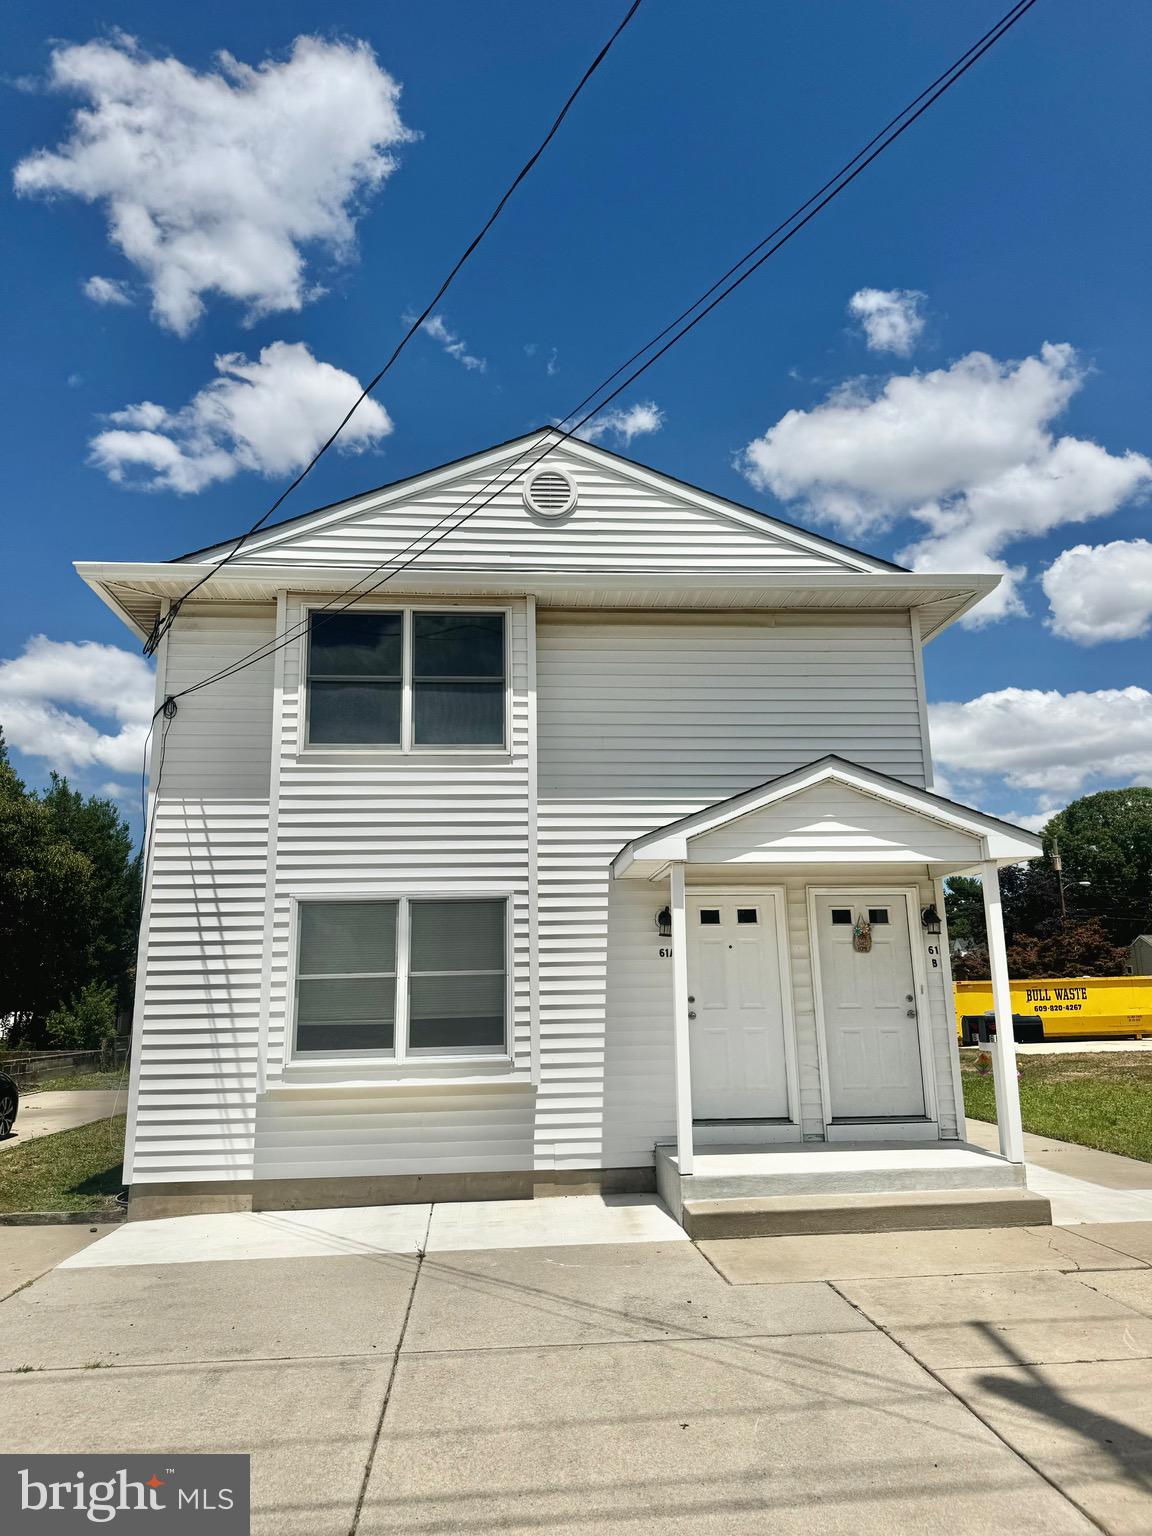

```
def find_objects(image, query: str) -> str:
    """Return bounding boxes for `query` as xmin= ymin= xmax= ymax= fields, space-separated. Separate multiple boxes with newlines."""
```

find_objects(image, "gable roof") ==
xmin=171 ymin=427 xmax=906 ymax=574
xmin=611 ymin=755 xmax=1043 ymax=876
xmin=76 ymin=430 xmax=1004 ymax=641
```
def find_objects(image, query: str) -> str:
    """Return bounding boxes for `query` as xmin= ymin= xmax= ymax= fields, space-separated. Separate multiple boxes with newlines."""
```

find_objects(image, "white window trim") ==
xmin=285 ymin=888 xmax=515 ymax=1074
xmin=301 ymin=601 xmax=512 ymax=755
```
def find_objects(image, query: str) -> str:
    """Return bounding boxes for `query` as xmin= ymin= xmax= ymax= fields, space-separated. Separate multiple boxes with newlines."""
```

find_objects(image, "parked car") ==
xmin=0 ymin=1070 xmax=18 ymax=1138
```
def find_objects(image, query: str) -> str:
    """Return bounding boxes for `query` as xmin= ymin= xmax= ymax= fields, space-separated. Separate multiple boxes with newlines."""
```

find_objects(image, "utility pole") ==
xmin=1052 ymin=840 xmax=1067 ymax=925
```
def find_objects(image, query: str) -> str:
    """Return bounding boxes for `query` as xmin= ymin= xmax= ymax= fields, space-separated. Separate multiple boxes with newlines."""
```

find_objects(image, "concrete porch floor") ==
xmin=656 ymin=1140 xmax=1050 ymax=1238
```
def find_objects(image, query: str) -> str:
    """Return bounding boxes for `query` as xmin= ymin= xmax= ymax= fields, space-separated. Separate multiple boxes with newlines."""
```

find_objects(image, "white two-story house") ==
xmin=79 ymin=429 xmax=1043 ymax=1233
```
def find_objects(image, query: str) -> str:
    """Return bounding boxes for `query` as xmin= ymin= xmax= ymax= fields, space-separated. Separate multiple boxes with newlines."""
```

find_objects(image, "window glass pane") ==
xmin=296 ymin=977 xmax=395 ymax=1053
xmin=413 ymin=682 xmax=504 ymax=746
xmin=868 ymin=908 xmax=890 ymax=925
xmin=309 ymin=681 xmax=401 ymax=744
xmin=413 ymin=613 xmax=504 ymax=678
xmin=299 ymin=901 xmax=397 ymax=976
xmin=410 ymin=900 xmax=504 ymax=974
xmin=408 ymin=973 xmax=505 ymax=1052
xmin=736 ymin=908 xmax=758 ymax=924
xmin=310 ymin=612 xmax=402 ymax=678
xmin=699 ymin=909 xmax=721 ymax=925
xmin=831 ymin=908 xmax=852 ymax=925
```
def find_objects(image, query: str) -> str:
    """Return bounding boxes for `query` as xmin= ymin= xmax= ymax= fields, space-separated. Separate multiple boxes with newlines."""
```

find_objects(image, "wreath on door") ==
xmin=852 ymin=913 xmax=872 ymax=953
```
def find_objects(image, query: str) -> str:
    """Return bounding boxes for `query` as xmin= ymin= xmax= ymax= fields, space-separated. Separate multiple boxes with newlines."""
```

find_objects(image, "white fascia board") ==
xmin=75 ymin=561 xmax=1000 ymax=602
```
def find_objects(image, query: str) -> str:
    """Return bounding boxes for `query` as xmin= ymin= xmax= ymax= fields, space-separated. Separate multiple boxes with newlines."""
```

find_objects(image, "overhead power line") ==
xmin=156 ymin=0 xmax=1040 ymax=712
xmin=143 ymin=0 xmax=645 ymax=656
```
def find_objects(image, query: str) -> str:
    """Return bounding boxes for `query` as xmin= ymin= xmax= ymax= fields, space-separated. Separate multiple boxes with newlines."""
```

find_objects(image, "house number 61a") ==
xmin=658 ymin=947 xmax=673 ymax=959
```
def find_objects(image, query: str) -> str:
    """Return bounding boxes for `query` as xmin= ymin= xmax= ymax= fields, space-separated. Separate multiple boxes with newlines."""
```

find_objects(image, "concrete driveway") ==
xmin=3 ymin=1198 xmax=1152 ymax=1533
xmin=0 ymin=1088 xmax=123 ymax=1150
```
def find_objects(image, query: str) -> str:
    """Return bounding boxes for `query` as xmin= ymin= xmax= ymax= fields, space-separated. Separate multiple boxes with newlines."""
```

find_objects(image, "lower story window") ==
xmin=293 ymin=896 xmax=507 ymax=1060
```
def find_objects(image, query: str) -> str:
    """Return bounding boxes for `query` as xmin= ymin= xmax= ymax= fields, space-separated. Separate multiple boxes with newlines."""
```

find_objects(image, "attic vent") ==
xmin=523 ymin=467 xmax=576 ymax=517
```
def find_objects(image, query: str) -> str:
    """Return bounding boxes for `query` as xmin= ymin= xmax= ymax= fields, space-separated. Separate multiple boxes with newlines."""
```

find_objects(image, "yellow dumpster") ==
xmin=955 ymin=976 xmax=1152 ymax=1042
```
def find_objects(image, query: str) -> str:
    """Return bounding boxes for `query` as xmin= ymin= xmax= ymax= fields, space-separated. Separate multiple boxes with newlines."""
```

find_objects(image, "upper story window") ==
xmin=306 ymin=609 xmax=506 ymax=749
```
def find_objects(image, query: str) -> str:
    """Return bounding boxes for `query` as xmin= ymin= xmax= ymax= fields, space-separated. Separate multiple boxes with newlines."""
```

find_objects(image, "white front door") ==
xmin=814 ymin=893 xmax=925 ymax=1119
xmin=687 ymin=894 xmax=790 ymax=1120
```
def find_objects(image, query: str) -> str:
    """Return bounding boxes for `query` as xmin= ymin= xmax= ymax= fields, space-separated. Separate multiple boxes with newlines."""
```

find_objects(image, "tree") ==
xmin=0 ymin=731 xmax=140 ymax=1046
xmin=945 ymin=862 xmax=1064 ymax=953
xmin=39 ymin=774 xmax=140 ymax=1014
xmin=0 ymin=754 xmax=96 ymax=1035
xmin=1043 ymin=788 xmax=1152 ymax=944
xmin=950 ymin=917 xmax=1129 ymax=982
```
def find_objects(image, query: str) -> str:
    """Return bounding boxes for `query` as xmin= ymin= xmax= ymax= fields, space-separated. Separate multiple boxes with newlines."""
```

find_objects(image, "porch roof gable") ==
xmin=610 ymin=756 xmax=1043 ymax=877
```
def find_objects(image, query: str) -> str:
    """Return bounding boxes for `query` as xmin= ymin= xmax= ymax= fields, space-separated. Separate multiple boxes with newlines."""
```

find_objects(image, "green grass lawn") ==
xmin=962 ymin=1050 xmax=1152 ymax=1163
xmin=24 ymin=1069 xmax=130 ymax=1094
xmin=0 ymin=1116 xmax=126 ymax=1212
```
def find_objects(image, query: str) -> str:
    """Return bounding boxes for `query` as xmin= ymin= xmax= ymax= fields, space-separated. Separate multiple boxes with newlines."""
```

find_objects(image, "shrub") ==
xmin=43 ymin=981 xmax=118 ymax=1050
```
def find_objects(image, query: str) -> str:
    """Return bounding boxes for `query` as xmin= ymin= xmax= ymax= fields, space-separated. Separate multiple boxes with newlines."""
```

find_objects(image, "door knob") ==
xmin=688 ymin=1011 xmax=697 ymax=1020
xmin=906 ymin=1008 xmax=916 ymax=1018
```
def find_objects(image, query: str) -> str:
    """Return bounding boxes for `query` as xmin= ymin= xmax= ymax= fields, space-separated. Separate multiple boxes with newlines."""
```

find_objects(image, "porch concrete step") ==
xmin=682 ymin=1187 xmax=1053 ymax=1240
xmin=657 ymin=1141 xmax=1027 ymax=1203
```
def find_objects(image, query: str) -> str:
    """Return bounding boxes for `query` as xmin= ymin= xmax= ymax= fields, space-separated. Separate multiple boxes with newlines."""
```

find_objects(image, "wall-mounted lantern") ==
xmin=921 ymin=903 xmax=942 ymax=936
xmin=655 ymin=906 xmax=672 ymax=938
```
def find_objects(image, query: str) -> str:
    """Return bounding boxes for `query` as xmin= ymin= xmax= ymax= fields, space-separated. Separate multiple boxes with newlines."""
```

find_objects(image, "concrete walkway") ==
xmin=966 ymin=1118 xmax=1152 ymax=1224
xmin=0 ymin=1088 xmax=123 ymax=1151
xmin=4 ymin=1199 xmax=1152 ymax=1532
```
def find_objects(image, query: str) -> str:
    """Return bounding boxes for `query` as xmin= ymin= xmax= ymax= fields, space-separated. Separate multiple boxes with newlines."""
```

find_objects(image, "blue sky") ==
xmin=1 ymin=0 xmax=1149 ymax=834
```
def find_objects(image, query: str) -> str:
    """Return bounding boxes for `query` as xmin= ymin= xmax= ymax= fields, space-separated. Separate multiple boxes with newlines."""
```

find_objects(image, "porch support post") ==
xmin=669 ymin=860 xmax=694 ymax=1176
xmin=981 ymin=861 xmax=1025 ymax=1163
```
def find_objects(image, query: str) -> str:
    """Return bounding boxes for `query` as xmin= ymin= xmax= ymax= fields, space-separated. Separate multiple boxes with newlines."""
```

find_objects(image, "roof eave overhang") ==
xmin=75 ymin=561 xmax=1000 ymax=643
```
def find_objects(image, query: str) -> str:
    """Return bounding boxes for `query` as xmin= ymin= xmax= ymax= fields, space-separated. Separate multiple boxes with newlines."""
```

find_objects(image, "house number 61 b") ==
xmin=927 ymin=941 xmax=941 ymax=970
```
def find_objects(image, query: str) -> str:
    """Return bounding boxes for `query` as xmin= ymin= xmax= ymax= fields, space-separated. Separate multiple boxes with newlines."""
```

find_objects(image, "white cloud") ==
xmin=89 ymin=340 xmax=393 ymax=493
xmin=848 ymin=287 xmax=925 ymax=355
xmin=1041 ymin=538 xmax=1152 ymax=645
xmin=83 ymin=274 xmax=131 ymax=307
xmin=740 ymin=341 xmax=1152 ymax=623
xmin=15 ymin=34 xmax=414 ymax=334
xmin=0 ymin=636 xmax=154 ymax=775
xmin=409 ymin=312 xmax=485 ymax=372
xmin=580 ymin=401 xmax=664 ymax=448
xmin=930 ymin=686 xmax=1152 ymax=797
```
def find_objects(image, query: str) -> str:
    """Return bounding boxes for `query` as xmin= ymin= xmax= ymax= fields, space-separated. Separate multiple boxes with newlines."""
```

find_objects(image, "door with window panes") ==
xmin=686 ymin=895 xmax=790 ymax=1119
xmin=814 ymin=895 xmax=924 ymax=1119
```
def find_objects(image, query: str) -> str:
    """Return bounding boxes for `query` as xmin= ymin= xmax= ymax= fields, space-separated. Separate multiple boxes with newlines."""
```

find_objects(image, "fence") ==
xmin=0 ymin=1040 xmax=130 ymax=1088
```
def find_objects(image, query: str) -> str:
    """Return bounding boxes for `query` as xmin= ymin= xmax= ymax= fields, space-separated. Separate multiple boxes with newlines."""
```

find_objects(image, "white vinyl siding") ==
xmin=535 ymin=610 xmax=937 ymax=1167
xmin=252 ymin=596 xmax=533 ymax=1182
xmin=688 ymin=783 xmax=981 ymax=865
xmin=215 ymin=444 xmax=866 ymax=574
xmin=128 ymin=601 xmax=276 ymax=1182
xmin=537 ymin=612 xmax=927 ymax=793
